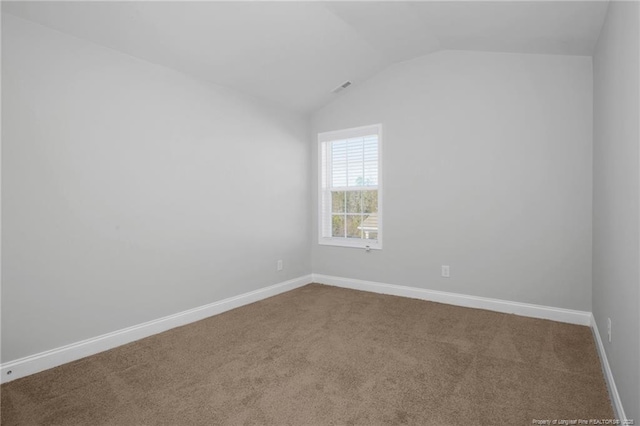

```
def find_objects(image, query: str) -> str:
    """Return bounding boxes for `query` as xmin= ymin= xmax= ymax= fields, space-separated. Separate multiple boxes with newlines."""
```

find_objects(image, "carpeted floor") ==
xmin=1 ymin=284 xmax=613 ymax=425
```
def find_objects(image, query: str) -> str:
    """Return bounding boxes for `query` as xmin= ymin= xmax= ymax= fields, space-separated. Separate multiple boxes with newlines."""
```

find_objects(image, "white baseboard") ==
xmin=590 ymin=315 xmax=628 ymax=422
xmin=4 ymin=271 xmax=621 ymax=422
xmin=312 ymin=274 xmax=592 ymax=326
xmin=0 ymin=274 xmax=313 ymax=384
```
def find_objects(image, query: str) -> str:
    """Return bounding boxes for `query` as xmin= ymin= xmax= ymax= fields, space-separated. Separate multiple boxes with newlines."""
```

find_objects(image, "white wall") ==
xmin=592 ymin=1 xmax=640 ymax=420
xmin=1 ymin=15 xmax=311 ymax=363
xmin=312 ymin=50 xmax=593 ymax=311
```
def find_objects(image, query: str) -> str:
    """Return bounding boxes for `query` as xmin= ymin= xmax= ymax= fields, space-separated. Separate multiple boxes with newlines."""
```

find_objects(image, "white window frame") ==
xmin=318 ymin=124 xmax=383 ymax=250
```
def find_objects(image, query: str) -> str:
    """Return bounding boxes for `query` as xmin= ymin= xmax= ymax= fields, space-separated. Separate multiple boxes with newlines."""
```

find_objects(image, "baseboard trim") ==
xmin=590 ymin=315 xmax=628 ymax=422
xmin=0 ymin=274 xmax=313 ymax=384
xmin=312 ymin=274 xmax=592 ymax=326
xmin=4 ymin=270 xmax=620 ymax=421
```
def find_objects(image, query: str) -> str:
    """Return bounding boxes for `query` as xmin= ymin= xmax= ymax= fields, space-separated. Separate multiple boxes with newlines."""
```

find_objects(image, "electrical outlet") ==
xmin=607 ymin=317 xmax=612 ymax=343
xmin=441 ymin=265 xmax=450 ymax=278
xmin=277 ymin=260 xmax=283 ymax=271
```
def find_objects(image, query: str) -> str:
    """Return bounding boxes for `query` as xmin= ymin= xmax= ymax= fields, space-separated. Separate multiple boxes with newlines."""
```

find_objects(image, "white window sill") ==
xmin=318 ymin=238 xmax=382 ymax=250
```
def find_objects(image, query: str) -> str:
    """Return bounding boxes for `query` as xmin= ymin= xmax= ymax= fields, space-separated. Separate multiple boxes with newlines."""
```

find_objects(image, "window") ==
xmin=318 ymin=124 xmax=382 ymax=249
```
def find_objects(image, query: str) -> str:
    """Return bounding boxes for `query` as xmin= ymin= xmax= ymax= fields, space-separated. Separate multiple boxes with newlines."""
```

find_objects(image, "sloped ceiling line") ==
xmin=2 ymin=1 xmax=609 ymax=114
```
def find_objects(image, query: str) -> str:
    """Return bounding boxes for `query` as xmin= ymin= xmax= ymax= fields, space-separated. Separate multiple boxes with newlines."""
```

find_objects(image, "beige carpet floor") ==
xmin=1 ymin=284 xmax=613 ymax=425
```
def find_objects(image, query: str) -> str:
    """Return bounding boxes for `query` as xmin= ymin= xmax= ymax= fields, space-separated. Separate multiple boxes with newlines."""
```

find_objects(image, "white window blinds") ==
xmin=330 ymin=136 xmax=378 ymax=188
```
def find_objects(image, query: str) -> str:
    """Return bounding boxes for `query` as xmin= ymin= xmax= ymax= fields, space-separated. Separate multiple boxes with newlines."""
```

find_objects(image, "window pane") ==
xmin=363 ymin=136 xmax=378 ymax=186
xmin=347 ymin=138 xmax=364 ymax=187
xmin=362 ymin=190 xmax=378 ymax=214
xmin=332 ymin=191 xmax=346 ymax=213
xmin=360 ymin=213 xmax=378 ymax=240
xmin=332 ymin=215 xmax=345 ymax=238
xmin=346 ymin=191 xmax=362 ymax=214
xmin=346 ymin=215 xmax=363 ymax=239
xmin=330 ymin=135 xmax=378 ymax=188
xmin=331 ymin=140 xmax=347 ymax=188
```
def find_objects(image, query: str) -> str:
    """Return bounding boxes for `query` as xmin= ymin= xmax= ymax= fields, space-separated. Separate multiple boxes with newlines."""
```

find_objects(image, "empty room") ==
xmin=1 ymin=1 xmax=639 ymax=424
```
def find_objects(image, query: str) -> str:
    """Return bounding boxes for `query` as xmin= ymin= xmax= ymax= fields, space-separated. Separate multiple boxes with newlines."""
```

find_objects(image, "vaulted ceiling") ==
xmin=3 ymin=1 xmax=609 ymax=114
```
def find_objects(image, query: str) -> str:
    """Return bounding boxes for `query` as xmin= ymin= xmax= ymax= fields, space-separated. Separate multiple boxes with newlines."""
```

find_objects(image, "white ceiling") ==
xmin=3 ymin=1 xmax=609 ymax=114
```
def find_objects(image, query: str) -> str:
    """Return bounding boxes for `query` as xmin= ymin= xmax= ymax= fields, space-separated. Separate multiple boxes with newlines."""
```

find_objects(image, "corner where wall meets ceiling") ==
xmin=2 ymin=1 xmax=609 ymax=114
